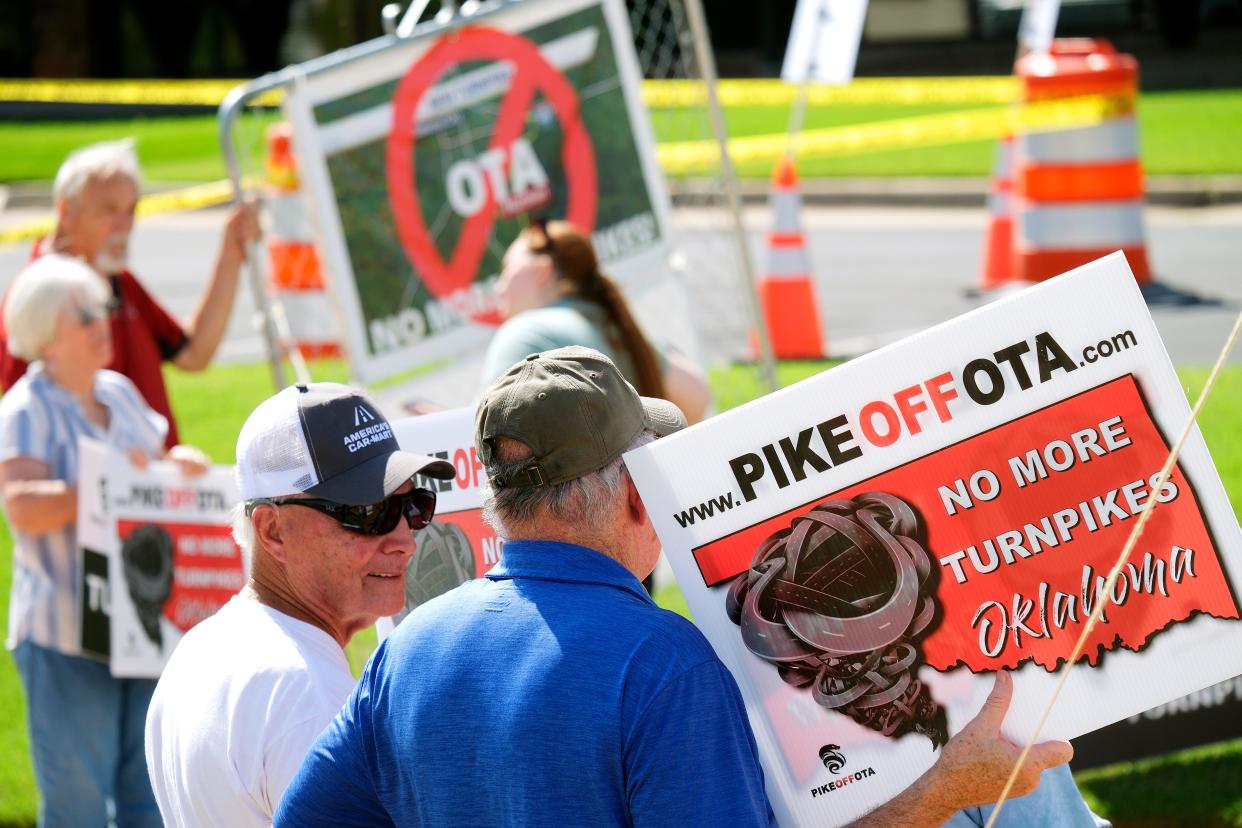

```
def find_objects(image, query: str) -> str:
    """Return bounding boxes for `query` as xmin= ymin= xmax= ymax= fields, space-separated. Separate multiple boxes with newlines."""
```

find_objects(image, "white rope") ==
xmin=985 ymin=302 xmax=1242 ymax=828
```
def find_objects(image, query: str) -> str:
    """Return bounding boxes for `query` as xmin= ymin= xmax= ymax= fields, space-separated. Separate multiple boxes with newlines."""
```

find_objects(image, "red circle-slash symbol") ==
xmin=386 ymin=26 xmax=598 ymax=313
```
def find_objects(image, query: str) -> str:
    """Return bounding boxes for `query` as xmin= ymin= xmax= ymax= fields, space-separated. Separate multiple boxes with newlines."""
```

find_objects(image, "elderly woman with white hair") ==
xmin=0 ymin=254 xmax=209 ymax=828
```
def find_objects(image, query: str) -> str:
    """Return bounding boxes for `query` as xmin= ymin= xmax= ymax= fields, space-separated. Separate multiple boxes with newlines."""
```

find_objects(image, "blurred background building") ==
xmin=1 ymin=0 xmax=1239 ymax=87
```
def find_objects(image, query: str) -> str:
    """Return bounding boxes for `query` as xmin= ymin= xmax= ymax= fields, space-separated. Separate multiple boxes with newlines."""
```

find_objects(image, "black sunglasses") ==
xmin=246 ymin=488 xmax=437 ymax=536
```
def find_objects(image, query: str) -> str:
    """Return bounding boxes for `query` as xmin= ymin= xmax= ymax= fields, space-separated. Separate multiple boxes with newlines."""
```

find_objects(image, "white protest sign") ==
xmin=1019 ymin=0 xmax=1062 ymax=54
xmin=377 ymin=407 xmax=497 ymax=639
xmin=623 ymin=253 xmax=1242 ymax=826
xmin=782 ymin=0 xmax=869 ymax=86
xmin=77 ymin=438 xmax=244 ymax=678
xmin=77 ymin=439 xmax=115 ymax=661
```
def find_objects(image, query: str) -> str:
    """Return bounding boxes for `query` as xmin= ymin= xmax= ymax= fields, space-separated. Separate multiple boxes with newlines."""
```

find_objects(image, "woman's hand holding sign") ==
xmin=166 ymin=444 xmax=211 ymax=478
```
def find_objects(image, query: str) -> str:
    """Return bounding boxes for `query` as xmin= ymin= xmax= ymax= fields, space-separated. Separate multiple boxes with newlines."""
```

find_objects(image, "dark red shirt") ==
xmin=1 ymin=244 xmax=188 ymax=448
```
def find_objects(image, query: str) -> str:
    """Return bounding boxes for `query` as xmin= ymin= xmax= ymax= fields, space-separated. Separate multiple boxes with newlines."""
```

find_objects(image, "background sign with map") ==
xmin=378 ymin=407 xmax=494 ymax=638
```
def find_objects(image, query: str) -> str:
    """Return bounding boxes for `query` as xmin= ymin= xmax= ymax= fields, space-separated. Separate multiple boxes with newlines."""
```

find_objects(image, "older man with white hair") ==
xmin=145 ymin=382 xmax=453 ymax=828
xmin=0 ymin=139 xmax=260 ymax=448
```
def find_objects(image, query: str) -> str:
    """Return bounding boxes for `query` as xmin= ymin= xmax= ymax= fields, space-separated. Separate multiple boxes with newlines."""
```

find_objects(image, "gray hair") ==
xmin=4 ymin=254 xmax=110 ymax=361
xmin=53 ymin=139 xmax=142 ymax=203
xmin=482 ymin=431 xmax=656 ymax=535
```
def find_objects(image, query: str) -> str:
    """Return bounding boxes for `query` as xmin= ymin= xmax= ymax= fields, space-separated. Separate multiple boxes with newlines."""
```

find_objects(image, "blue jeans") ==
xmin=13 ymin=641 xmax=161 ymax=828
xmin=945 ymin=764 xmax=1111 ymax=827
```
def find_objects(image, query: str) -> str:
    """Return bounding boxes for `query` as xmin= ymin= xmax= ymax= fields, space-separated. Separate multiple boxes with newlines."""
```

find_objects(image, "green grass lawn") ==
xmin=0 ymin=111 xmax=282 ymax=185
xmin=651 ymin=88 xmax=1242 ymax=178
xmin=0 ymin=358 xmax=1238 ymax=825
xmin=1076 ymin=737 xmax=1242 ymax=827
xmin=0 ymin=88 xmax=1238 ymax=185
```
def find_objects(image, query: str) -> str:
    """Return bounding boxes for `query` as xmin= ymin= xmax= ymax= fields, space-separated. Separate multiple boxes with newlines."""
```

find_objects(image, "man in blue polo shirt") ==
xmin=276 ymin=347 xmax=1103 ymax=827
xmin=276 ymin=347 xmax=772 ymax=826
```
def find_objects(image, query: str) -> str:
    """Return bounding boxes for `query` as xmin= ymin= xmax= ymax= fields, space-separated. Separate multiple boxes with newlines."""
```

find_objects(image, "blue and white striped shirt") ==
xmin=0 ymin=364 xmax=167 ymax=656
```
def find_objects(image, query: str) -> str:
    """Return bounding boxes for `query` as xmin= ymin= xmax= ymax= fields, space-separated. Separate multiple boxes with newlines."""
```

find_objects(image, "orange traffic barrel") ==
xmin=1013 ymin=39 xmax=1151 ymax=283
xmin=980 ymin=134 xmax=1016 ymax=289
xmin=263 ymin=123 xmax=342 ymax=358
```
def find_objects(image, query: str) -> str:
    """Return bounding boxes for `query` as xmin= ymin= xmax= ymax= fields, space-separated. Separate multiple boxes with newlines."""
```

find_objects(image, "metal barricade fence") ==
xmin=626 ymin=0 xmax=779 ymax=408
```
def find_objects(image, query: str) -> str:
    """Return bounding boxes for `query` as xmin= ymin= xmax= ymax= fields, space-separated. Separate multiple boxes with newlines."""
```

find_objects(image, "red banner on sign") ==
xmin=433 ymin=507 xmax=503 ymax=576
xmin=117 ymin=520 xmax=245 ymax=635
xmin=696 ymin=376 xmax=1239 ymax=672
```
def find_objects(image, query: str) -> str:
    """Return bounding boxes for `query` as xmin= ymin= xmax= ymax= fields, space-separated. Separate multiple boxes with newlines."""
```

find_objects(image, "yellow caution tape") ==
xmin=0 ymin=78 xmax=282 ymax=107
xmin=642 ymin=77 xmax=1020 ymax=108
xmin=135 ymin=179 xmax=238 ymax=216
xmin=0 ymin=217 xmax=55 ymax=248
xmin=657 ymin=94 xmax=1131 ymax=172
xmin=0 ymin=76 xmax=1015 ymax=108
xmin=0 ymin=85 xmax=1125 ymax=245
xmin=0 ymin=178 xmax=251 ymax=247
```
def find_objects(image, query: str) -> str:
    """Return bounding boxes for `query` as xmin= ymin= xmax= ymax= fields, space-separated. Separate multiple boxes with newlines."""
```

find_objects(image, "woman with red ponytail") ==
xmin=483 ymin=219 xmax=710 ymax=423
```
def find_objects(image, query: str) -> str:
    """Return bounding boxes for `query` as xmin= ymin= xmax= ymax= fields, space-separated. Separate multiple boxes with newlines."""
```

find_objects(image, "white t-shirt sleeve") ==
xmin=260 ymin=712 xmax=343 ymax=815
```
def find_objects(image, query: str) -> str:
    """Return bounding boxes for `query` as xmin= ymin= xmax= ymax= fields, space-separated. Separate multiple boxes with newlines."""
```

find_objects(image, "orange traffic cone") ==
xmin=264 ymin=123 xmax=342 ymax=359
xmin=979 ymin=134 xmax=1015 ymax=289
xmin=757 ymin=157 xmax=825 ymax=359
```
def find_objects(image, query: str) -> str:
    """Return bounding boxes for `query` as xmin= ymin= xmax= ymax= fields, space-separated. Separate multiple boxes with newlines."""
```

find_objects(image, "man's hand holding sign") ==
xmin=841 ymin=671 xmax=1073 ymax=827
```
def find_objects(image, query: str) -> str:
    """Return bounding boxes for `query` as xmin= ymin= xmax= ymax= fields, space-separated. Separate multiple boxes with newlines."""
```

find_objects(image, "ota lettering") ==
xmin=446 ymin=137 xmax=551 ymax=219
xmin=961 ymin=331 xmax=1077 ymax=406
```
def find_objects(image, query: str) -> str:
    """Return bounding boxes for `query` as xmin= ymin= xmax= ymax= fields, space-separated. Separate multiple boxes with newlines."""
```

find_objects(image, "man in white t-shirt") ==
xmin=144 ymin=383 xmax=452 ymax=827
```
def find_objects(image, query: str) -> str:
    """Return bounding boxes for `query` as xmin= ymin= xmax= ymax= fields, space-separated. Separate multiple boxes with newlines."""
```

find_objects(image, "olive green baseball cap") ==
xmin=475 ymin=346 xmax=687 ymax=489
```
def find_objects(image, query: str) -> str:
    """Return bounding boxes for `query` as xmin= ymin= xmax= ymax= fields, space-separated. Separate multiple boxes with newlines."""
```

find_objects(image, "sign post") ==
xmin=1019 ymin=0 xmax=1063 ymax=56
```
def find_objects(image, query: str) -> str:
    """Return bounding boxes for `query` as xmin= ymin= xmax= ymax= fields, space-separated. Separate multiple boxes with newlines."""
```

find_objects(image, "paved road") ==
xmin=1 ymin=203 xmax=1238 ymax=372
xmin=679 ymin=204 xmax=1242 ymax=368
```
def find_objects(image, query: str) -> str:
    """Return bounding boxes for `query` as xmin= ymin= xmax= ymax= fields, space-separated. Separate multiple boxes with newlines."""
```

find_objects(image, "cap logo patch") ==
xmin=354 ymin=405 xmax=377 ymax=426
xmin=345 ymin=421 xmax=393 ymax=454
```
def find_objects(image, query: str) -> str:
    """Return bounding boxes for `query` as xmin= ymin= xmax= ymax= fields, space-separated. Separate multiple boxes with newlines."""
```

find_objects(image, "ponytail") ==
xmin=523 ymin=220 xmax=666 ymax=398
xmin=582 ymin=272 xmax=665 ymax=399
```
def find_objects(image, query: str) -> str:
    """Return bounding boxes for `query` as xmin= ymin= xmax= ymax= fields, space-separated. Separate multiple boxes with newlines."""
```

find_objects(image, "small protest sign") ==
xmin=623 ymin=253 xmax=1242 ymax=825
xmin=77 ymin=438 xmax=244 ymax=678
xmin=78 ymin=439 xmax=114 ymax=661
xmin=782 ymin=0 xmax=869 ymax=86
